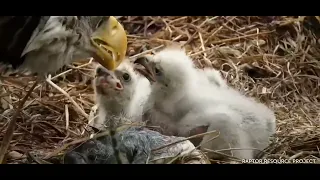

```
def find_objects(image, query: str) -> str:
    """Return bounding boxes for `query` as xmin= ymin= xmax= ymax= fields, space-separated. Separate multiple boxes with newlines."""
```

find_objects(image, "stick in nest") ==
xmin=152 ymin=130 xmax=219 ymax=152
xmin=46 ymin=74 xmax=88 ymax=119
xmin=0 ymin=66 xmax=91 ymax=163
xmin=0 ymin=79 xmax=40 ymax=163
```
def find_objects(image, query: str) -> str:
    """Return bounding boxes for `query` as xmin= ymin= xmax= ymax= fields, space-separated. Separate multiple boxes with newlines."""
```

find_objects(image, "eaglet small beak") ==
xmin=91 ymin=16 xmax=127 ymax=71
xmin=133 ymin=57 xmax=156 ymax=82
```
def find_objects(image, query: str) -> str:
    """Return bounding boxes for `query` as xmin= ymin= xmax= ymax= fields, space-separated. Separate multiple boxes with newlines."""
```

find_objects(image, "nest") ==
xmin=1 ymin=16 xmax=320 ymax=164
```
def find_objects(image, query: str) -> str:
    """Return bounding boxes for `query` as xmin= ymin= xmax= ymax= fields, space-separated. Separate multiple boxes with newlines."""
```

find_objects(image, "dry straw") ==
xmin=1 ymin=16 xmax=319 ymax=164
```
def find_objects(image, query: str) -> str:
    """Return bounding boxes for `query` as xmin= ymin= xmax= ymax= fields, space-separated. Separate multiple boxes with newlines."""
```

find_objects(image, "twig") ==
xmin=198 ymin=32 xmax=212 ymax=67
xmin=289 ymin=152 xmax=304 ymax=160
xmin=129 ymin=45 xmax=164 ymax=59
xmin=215 ymin=147 xmax=270 ymax=154
xmin=36 ymin=121 xmax=65 ymax=137
xmin=50 ymin=58 xmax=93 ymax=81
xmin=205 ymin=16 xmax=237 ymax=44
xmin=65 ymin=104 xmax=69 ymax=130
xmin=209 ymin=31 xmax=274 ymax=45
xmin=0 ymin=119 xmax=9 ymax=133
xmin=128 ymin=35 xmax=183 ymax=61
xmin=152 ymin=130 xmax=218 ymax=152
xmin=46 ymin=75 xmax=88 ymax=119
xmin=202 ymin=148 xmax=242 ymax=162
xmin=27 ymin=152 xmax=52 ymax=164
xmin=0 ymin=79 xmax=39 ymax=164
xmin=166 ymin=153 xmax=183 ymax=164
xmin=174 ymin=131 xmax=220 ymax=164
xmin=190 ymin=46 xmax=217 ymax=57
xmin=182 ymin=17 xmax=218 ymax=46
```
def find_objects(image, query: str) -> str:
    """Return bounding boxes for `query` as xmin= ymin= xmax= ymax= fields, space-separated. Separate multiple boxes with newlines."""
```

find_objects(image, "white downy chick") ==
xmin=134 ymin=47 xmax=276 ymax=160
xmin=197 ymin=67 xmax=227 ymax=88
xmin=93 ymin=60 xmax=151 ymax=129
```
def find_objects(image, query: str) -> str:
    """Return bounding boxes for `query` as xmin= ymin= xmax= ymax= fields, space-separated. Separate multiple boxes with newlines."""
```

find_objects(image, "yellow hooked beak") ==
xmin=91 ymin=16 xmax=127 ymax=71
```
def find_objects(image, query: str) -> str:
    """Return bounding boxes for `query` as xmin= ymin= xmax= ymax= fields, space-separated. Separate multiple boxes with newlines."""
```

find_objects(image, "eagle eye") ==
xmin=122 ymin=73 xmax=131 ymax=82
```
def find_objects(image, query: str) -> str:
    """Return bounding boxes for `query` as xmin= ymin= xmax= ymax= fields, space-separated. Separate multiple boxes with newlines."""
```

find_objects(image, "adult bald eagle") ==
xmin=0 ymin=16 xmax=128 ymax=163
xmin=0 ymin=16 xmax=127 ymax=75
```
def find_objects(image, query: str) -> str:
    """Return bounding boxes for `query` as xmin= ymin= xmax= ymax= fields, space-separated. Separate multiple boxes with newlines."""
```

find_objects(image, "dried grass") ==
xmin=1 ymin=16 xmax=320 ymax=164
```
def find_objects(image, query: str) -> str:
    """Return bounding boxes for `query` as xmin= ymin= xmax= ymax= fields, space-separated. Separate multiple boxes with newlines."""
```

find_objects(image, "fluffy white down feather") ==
xmin=142 ymin=47 xmax=276 ymax=159
xmin=196 ymin=68 xmax=227 ymax=88
xmin=93 ymin=60 xmax=151 ymax=129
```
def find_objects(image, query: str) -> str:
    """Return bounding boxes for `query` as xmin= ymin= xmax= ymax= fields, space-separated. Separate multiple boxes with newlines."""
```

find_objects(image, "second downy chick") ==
xmin=134 ymin=47 xmax=276 ymax=160
xmin=197 ymin=67 xmax=227 ymax=88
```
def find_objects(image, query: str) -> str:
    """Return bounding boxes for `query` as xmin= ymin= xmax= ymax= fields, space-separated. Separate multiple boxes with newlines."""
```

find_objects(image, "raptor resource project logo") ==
xmin=242 ymin=158 xmax=317 ymax=164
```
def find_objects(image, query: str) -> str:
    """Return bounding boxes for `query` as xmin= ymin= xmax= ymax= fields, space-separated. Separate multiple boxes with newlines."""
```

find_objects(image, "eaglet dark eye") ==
xmin=122 ymin=73 xmax=131 ymax=81
xmin=154 ymin=67 xmax=161 ymax=75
